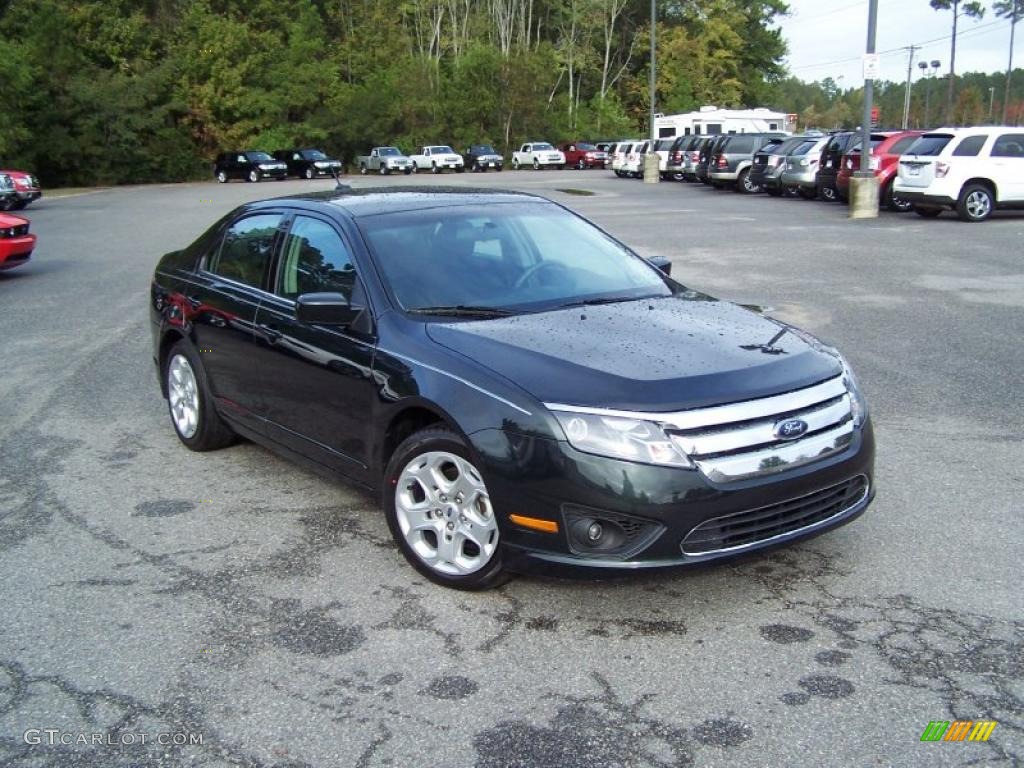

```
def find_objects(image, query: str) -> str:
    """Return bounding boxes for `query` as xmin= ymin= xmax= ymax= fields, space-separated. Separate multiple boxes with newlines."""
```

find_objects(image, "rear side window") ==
xmin=726 ymin=136 xmax=756 ymax=153
xmin=991 ymin=134 xmax=1024 ymax=157
xmin=906 ymin=134 xmax=953 ymax=156
xmin=790 ymin=140 xmax=818 ymax=156
xmin=887 ymin=136 xmax=919 ymax=155
xmin=952 ymin=135 xmax=987 ymax=157
xmin=209 ymin=214 xmax=282 ymax=288
xmin=278 ymin=216 xmax=357 ymax=301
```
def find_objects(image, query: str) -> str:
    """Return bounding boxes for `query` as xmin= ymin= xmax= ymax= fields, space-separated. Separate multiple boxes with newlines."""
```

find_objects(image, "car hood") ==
xmin=425 ymin=294 xmax=842 ymax=412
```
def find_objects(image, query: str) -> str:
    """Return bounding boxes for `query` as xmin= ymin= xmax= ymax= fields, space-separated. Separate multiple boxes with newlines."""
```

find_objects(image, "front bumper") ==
xmin=471 ymin=419 xmax=876 ymax=577
xmin=15 ymin=190 xmax=42 ymax=203
xmin=0 ymin=235 xmax=36 ymax=269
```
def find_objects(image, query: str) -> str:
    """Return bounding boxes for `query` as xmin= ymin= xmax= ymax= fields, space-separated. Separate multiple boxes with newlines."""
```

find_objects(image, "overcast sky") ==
xmin=779 ymin=0 xmax=1020 ymax=87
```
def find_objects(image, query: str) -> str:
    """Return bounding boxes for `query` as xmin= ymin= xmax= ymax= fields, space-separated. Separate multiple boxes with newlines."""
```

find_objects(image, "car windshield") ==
xmin=430 ymin=146 xmax=456 ymax=154
xmin=577 ymin=143 xmax=597 ymax=150
xmin=474 ymin=145 xmax=497 ymax=154
xmin=379 ymin=147 xmax=401 ymax=156
xmin=533 ymin=143 xmax=554 ymax=151
xmin=302 ymin=150 xmax=328 ymax=160
xmin=905 ymin=134 xmax=954 ymax=156
xmin=358 ymin=202 xmax=673 ymax=314
xmin=246 ymin=152 xmax=274 ymax=162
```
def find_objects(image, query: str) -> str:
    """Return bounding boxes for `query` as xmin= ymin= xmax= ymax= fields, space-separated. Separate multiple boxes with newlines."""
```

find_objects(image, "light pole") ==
xmin=851 ymin=0 xmax=880 ymax=219
xmin=644 ymin=0 xmax=660 ymax=183
xmin=919 ymin=59 xmax=941 ymax=128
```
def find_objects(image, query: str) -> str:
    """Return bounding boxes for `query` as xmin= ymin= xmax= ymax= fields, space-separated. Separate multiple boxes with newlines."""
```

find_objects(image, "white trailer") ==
xmin=654 ymin=107 xmax=795 ymax=139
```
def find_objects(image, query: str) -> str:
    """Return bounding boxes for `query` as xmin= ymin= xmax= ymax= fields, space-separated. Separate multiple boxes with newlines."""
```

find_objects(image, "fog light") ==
xmin=587 ymin=522 xmax=604 ymax=542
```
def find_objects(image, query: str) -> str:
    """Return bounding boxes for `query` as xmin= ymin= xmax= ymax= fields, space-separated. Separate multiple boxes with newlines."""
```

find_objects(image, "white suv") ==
xmin=894 ymin=127 xmax=1024 ymax=222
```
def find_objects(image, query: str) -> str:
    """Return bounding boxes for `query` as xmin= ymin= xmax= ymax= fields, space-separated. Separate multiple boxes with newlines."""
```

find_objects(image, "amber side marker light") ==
xmin=509 ymin=514 xmax=559 ymax=534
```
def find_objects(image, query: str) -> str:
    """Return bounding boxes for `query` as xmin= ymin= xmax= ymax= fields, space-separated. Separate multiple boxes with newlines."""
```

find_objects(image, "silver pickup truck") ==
xmin=356 ymin=147 xmax=412 ymax=175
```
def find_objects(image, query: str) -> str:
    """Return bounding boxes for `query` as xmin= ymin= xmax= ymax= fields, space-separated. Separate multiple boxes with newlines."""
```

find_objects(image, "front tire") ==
xmin=248 ymin=170 xmax=259 ymax=183
xmin=359 ymin=164 xmax=367 ymax=175
xmin=164 ymin=341 xmax=235 ymax=452
xmin=216 ymin=171 xmax=227 ymax=184
xmin=957 ymin=184 xmax=993 ymax=222
xmin=532 ymin=158 xmax=540 ymax=170
xmin=304 ymin=167 xmax=314 ymax=180
xmin=577 ymin=159 xmax=586 ymax=170
xmin=384 ymin=428 xmax=508 ymax=590
xmin=431 ymin=162 xmax=439 ymax=174
xmin=512 ymin=158 xmax=520 ymax=170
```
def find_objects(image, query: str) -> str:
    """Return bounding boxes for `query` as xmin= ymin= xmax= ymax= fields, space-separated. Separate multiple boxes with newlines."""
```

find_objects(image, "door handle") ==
xmin=258 ymin=323 xmax=282 ymax=343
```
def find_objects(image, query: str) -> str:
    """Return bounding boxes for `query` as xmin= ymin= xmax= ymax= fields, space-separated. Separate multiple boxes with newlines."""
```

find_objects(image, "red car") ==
xmin=835 ymin=131 xmax=922 ymax=211
xmin=559 ymin=142 xmax=607 ymax=170
xmin=0 ymin=169 xmax=42 ymax=210
xmin=0 ymin=212 xmax=36 ymax=270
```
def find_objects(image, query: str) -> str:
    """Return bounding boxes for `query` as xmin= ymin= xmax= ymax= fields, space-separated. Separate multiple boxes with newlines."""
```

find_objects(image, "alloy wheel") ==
xmin=394 ymin=451 xmax=499 ymax=576
xmin=167 ymin=354 xmax=199 ymax=439
xmin=965 ymin=190 xmax=992 ymax=220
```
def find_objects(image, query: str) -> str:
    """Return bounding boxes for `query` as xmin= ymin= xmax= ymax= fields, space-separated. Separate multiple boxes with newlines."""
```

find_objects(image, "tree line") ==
xmin=0 ymin=0 xmax=1020 ymax=187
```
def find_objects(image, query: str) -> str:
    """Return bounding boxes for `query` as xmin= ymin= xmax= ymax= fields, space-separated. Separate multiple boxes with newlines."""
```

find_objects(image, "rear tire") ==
xmin=819 ymin=184 xmax=837 ymax=202
xmin=884 ymin=182 xmax=913 ymax=212
xmin=164 ymin=341 xmax=235 ymax=452
xmin=532 ymin=158 xmax=540 ymax=170
xmin=216 ymin=171 xmax=227 ymax=184
xmin=737 ymin=168 xmax=758 ymax=194
xmin=957 ymin=183 xmax=994 ymax=222
xmin=384 ymin=427 xmax=510 ymax=590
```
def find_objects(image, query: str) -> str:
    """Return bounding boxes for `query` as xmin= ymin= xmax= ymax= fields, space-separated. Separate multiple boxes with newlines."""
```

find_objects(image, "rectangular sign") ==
xmin=863 ymin=53 xmax=881 ymax=80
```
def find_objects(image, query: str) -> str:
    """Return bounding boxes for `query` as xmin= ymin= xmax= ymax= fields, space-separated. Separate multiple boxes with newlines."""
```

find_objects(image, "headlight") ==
xmin=551 ymin=410 xmax=693 ymax=468
xmin=258 ymin=164 xmax=270 ymax=170
xmin=841 ymin=357 xmax=867 ymax=427
xmin=0 ymin=227 xmax=13 ymax=238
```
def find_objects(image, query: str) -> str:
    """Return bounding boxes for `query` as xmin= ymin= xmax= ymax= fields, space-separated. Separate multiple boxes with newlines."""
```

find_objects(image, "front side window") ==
xmin=208 ymin=214 xmax=282 ymax=288
xmin=277 ymin=216 xmax=357 ymax=301
xmin=301 ymin=150 xmax=327 ymax=160
xmin=533 ymin=143 xmax=554 ymax=151
xmin=379 ymin=147 xmax=400 ymax=156
xmin=358 ymin=203 xmax=672 ymax=313
xmin=992 ymin=134 xmax=1024 ymax=157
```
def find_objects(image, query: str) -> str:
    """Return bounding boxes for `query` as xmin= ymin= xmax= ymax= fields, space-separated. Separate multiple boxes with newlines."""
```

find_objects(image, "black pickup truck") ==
xmin=461 ymin=144 xmax=504 ymax=172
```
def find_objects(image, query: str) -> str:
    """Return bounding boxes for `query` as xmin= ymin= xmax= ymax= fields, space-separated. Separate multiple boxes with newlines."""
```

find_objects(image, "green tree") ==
xmin=929 ymin=0 xmax=985 ymax=124
xmin=994 ymin=0 xmax=1023 ymax=124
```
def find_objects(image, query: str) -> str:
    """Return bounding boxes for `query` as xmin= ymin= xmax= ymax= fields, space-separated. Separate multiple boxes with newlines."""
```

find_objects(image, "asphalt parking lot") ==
xmin=1 ymin=170 xmax=1022 ymax=767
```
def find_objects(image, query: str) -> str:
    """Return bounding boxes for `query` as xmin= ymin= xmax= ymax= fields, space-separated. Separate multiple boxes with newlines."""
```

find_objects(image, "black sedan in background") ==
xmin=213 ymin=151 xmax=288 ymax=183
xmin=150 ymin=188 xmax=875 ymax=589
xmin=273 ymin=148 xmax=344 ymax=179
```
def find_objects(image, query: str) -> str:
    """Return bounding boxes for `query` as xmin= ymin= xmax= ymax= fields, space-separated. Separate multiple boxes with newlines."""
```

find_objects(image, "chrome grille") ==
xmin=681 ymin=475 xmax=869 ymax=555
xmin=667 ymin=375 xmax=854 ymax=482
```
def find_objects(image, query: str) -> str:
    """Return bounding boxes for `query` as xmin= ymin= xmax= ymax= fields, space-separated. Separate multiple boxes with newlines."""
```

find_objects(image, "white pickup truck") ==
xmin=356 ymin=147 xmax=412 ymax=175
xmin=511 ymin=142 xmax=565 ymax=170
xmin=409 ymin=146 xmax=465 ymax=174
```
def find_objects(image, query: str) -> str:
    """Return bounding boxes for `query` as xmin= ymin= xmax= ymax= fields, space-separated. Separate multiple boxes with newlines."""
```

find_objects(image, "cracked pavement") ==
xmin=1 ymin=173 xmax=1021 ymax=766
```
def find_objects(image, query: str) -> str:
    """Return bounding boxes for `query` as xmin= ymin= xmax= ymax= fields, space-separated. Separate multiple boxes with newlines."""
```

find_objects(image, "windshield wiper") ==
xmin=556 ymin=294 xmax=662 ymax=310
xmin=407 ymin=305 xmax=517 ymax=317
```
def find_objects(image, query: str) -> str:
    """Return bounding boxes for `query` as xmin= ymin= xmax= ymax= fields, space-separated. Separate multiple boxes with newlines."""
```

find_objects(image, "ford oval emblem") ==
xmin=774 ymin=419 xmax=809 ymax=440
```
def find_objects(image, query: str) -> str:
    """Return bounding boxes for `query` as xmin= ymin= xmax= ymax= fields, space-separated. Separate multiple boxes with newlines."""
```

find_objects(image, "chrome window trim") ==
xmin=545 ymin=375 xmax=846 ymax=431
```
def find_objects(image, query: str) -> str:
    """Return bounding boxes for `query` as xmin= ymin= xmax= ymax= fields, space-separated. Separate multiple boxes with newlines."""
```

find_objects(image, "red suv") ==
xmin=559 ymin=142 xmax=607 ymax=170
xmin=836 ymin=131 xmax=922 ymax=211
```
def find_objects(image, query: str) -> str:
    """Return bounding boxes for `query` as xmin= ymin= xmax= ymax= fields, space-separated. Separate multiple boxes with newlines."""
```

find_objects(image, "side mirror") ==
xmin=648 ymin=256 xmax=672 ymax=276
xmin=295 ymin=292 xmax=359 ymax=325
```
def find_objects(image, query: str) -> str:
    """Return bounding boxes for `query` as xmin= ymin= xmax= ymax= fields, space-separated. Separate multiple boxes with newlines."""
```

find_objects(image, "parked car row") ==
xmin=646 ymin=126 xmax=1024 ymax=222
xmin=0 ymin=169 xmax=42 ymax=210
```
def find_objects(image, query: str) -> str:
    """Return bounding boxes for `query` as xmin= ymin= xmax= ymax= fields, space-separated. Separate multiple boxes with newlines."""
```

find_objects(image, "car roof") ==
xmin=250 ymin=187 xmax=549 ymax=218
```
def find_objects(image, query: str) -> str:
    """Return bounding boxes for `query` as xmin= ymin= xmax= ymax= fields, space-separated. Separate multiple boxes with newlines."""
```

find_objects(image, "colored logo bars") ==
xmin=921 ymin=720 xmax=997 ymax=742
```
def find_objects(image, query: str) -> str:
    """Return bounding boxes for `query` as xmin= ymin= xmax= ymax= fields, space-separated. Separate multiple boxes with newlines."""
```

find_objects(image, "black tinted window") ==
xmin=888 ymin=136 xmax=919 ymax=155
xmin=209 ymin=214 xmax=281 ymax=288
xmin=992 ymin=133 xmax=1024 ymax=157
xmin=951 ymin=136 xmax=986 ymax=156
xmin=278 ymin=216 xmax=357 ymax=301
xmin=908 ymin=134 xmax=954 ymax=156
xmin=725 ymin=136 xmax=755 ymax=153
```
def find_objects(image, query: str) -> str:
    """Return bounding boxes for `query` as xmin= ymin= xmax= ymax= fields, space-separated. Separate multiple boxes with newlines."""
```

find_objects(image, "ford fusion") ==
xmin=150 ymin=188 xmax=874 ymax=589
